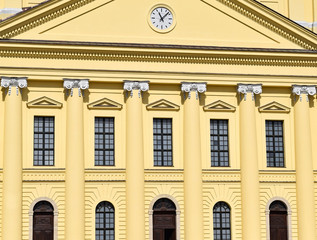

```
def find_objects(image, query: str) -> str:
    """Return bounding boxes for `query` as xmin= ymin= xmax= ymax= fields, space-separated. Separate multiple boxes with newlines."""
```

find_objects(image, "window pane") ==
xmin=265 ymin=121 xmax=284 ymax=167
xmin=211 ymin=120 xmax=229 ymax=167
xmin=33 ymin=116 xmax=54 ymax=166
xmin=95 ymin=117 xmax=115 ymax=166
xmin=213 ymin=202 xmax=231 ymax=240
xmin=96 ymin=201 xmax=115 ymax=240
xmin=153 ymin=118 xmax=173 ymax=166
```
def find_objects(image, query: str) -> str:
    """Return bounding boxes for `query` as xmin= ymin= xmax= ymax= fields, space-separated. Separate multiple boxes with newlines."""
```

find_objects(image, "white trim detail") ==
xmin=148 ymin=194 xmax=181 ymax=240
xmin=1 ymin=76 xmax=27 ymax=96
xmin=237 ymin=83 xmax=262 ymax=101
xmin=181 ymin=82 xmax=206 ymax=99
xmin=29 ymin=197 xmax=59 ymax=240
xmin=292 ymin=85 xmax=316 ymax=102
xmin=63 ymin=78 xmax=89 ymax=97
xmin=265 ymin=197 xmax=292 ymax=240
xmin=123 ymin=81 xmax=149 ymax=98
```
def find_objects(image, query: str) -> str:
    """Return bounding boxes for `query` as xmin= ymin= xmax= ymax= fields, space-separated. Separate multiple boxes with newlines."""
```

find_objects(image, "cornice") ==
xmin=0 ymin=42 xmax=316 ymax=67
xmin=0 ymin=0 xmax=99 ymax=39
xmin=0 ymin=0 xmax=315 ymax=50
xmin=205 ymin=0 xmax=317 ymax=50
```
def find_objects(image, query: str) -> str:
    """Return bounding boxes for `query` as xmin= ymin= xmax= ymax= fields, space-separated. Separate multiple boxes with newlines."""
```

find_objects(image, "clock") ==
xmin=149 ymin=5 xmax=176 ymax=33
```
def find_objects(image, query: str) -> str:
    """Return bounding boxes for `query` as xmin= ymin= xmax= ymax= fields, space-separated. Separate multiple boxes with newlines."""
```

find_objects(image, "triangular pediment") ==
xmin=87 ymin=97 xmax=122 ymax=110
xmin=27 ymin=96 xmax=62 ymax=108
xmin=147 ymin=99 xmax=180 ymax=111
xmin=259 ymin=101 xmax=290 ymax=113
xmin=0 ymin=0 xmax=316 ymax=50
xmin=204 ymin=100 xmax=236 ymax=112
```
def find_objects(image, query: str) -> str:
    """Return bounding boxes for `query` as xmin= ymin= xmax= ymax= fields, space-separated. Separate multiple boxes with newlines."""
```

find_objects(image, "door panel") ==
xmin=33 ymin=214 xmax=53 ymax=240
xmin=270 ymin=213 xmax=287 ymax=240
xmin=153 ymin=213 xmax=176 ymax=240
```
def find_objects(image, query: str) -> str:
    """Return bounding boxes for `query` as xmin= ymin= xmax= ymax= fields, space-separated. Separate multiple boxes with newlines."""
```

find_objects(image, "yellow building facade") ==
xmin=0 ymin=0 xmax=316 ymax=240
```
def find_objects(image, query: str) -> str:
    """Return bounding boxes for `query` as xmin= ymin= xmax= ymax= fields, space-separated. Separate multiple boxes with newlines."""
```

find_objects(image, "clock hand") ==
xmin=162 ymin=12 xmax=169 ymax=20
xmin=158 ymin=13 xmax=164 ymax=22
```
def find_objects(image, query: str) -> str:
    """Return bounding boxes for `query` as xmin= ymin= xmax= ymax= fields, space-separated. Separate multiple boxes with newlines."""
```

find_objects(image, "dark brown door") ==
xmin=33 ymin=201 xmax=54 ymax=240
xmin=153 ymin=198 xmax=176 ymax=240
xmin=153 ymin=213 xmax=176 ymax=240
xmin=269 ymin=201 xmax=288 ymax=240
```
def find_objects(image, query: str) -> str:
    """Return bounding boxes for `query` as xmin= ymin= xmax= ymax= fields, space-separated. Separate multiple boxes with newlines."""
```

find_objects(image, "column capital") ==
xmin=181 ymin=82 xmax=206 ymax=99
xmin=292 ymin=85 xmax=316 ymax=102
xmin=63 ymin=78 xmax=89 ymax=97
xmin=1 ymin=76 xmax=27 ymax=96
xmin=237 ymin=83 xmax=262 ymax=101
xmin=123 ymin=81 xmax=149 ymax=98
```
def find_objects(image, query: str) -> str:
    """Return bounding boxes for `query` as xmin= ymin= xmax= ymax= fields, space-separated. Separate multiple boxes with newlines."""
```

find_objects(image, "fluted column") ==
xmin=292 ymin=85 xmax=316 ymax=239
xmin=124 ymin=81 xmax=149 ymax=240
xmin=182 ymin=82 xmax=206 ymax=240
xmin=237 ymin=84 xmax=262 ymax=240
xmin=1 ymin=77 xmax=27 ymax=240
xmin=64 ymin=79 xmax=89 ymax=240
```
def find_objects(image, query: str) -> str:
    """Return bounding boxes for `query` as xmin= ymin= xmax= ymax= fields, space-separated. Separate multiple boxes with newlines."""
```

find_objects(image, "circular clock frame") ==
xmin=148 ymin=5 xmax=176 ymax=33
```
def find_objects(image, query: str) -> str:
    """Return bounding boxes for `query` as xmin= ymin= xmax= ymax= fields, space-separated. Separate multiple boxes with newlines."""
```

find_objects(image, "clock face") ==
xmin=150 ymin=7 xmax=174 ymax=31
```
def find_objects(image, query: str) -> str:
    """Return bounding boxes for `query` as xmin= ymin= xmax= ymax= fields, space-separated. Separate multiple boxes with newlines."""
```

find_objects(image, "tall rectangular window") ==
xmin=210 ymin=120 xmax=229 ymax=167
xmin=266 ymin=120 xmax=284 ymax=167
xmin=34 ymin=116 xmax=54 ymax=166
xmin=153 ymin=118 xmax=173 ymax=166
xmin=95 ymin=117 xmax=115 ymax=166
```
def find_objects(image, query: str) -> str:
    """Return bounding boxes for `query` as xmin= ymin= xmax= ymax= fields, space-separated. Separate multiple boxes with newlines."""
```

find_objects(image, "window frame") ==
xmin=153 ymin=118 xmax=173 ymax=167
xmin=33 ymin=116 xmax=55 ymax=166
xmin=95 ymin=201 xmax=115 ymax=240
xmin=94 ymin=117 xmax=115 ymax=166
xmin=213 ymin=201 xmax=231 ymax=240
xmin=210 ymin=119 xmax=230 ymax=167
xmin=265 ymin=120 xmax=285 ymax=168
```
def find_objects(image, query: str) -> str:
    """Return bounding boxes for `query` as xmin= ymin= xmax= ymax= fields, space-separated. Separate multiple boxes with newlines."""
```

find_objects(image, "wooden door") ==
xmin=270 ymin=213 xmax=287 ymax=240
xmin=153 ymin=213 xmax=176 ymax=240
xmin=153 ymin=198 xmax=177 ymax=240
xmin=269 ymin=201 xmax=288 ymax=240
xmin=33 ymin=213 xmax=53 ymax=240
xmin=33 ymin=201 xmax=54 ymax=240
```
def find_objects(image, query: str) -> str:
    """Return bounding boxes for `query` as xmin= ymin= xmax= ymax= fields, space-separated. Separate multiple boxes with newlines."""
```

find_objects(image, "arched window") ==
xmin=153 ymin=198 xmax=176 ymax=240
xmin=96 ymin=201 xmax=115 ymax=240
xmin=269 ymin=201 xmax=288 ymax=240
xmin=213 ymin=202 xmax=231 ymax=240
xmin=33 ymin=201 xmax=54 ymax=240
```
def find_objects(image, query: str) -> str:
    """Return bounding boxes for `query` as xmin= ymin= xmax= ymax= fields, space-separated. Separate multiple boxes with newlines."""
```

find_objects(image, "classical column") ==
xmin=64 ymin=79 xmax=89 ymax=240
xmin=292 ymin=85 xmax=316 ymax=239
xmin=1 ymin=77 xmax=27 ymax=240
xmin=181 ymin=82 xmax=206 ymax=240
xmin=124 ymin=81 xmax=149 ymax=240
xmin=237 ymin=84 xmax=262 ymax=240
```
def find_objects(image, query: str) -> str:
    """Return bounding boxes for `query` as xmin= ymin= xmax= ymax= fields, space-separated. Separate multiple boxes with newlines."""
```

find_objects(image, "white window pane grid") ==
xmin=210 ymin=120 xmax=229 ymax=167
xmin=95 ymin=117 xmax=115 ymax=166
xmin=153 ymin=118 xmax=173 ymax=166
xmin=33 ymin=116 xmax=54 ymax=166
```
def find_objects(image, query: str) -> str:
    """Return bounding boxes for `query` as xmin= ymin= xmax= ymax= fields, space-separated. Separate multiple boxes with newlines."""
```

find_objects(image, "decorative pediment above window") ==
xmin=259 ymin=101 xmax=290 ymax=113
xmin=203 ymin=100 xmax=236 ymax=112
xmin=146 ymin=99 xmax=180 ymax=111
xmin=27 ymin=96 xmax=62 ymax=108
xmin=87 ymin=98 xmax=122 ymax=110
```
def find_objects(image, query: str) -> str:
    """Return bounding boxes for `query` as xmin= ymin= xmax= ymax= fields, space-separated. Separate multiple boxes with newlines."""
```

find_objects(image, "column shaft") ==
xmin=65 ymin=94 xmax=85 ymax=239
xmin=184 ymin=96 xmax=203 ymax=240
xmin=126 ymin=90 xmax=145 ymax=240
xmin=294 ymin=98 xmax=316 ymax=239
xmin=2 ymin=93 xmax=22 ymax=240
xmin=239 ymin=94 xmax=261 ymax=240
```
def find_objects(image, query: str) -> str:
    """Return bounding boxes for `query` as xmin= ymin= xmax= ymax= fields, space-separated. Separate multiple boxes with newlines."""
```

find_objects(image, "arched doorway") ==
xmin=153 ymin=198 xmax=176 ymax=240
xmin=269 ymin=200 xmax=288 ymax=240
xmin=33 ymin=201 xmax=54 ymax=240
